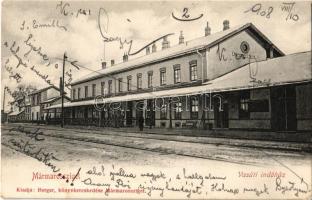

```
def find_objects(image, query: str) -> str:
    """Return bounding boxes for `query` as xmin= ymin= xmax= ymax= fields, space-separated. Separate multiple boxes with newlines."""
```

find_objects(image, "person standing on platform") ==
xmin=138 ymin=115 xmax=144 ymax=131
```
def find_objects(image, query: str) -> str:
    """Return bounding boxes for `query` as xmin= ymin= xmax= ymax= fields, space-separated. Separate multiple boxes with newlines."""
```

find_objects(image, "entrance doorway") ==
xmin=146 ymin=99 xmax=155 ymax=127
xmin=72 ymin=108 xmax=76 ymax=119
xmin=135 ymin=101 xmax=144 ymax=126
xmin=271 ymin=86 xmax=297 ymax=131
xmin=126 ymin=101 xmax=133 ymax=126
xmin=214 ymin=100 xmax=229 ymax=128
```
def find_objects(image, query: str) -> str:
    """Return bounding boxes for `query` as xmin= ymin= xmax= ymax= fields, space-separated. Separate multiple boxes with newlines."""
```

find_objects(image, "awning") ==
xmin=205 ymin=51 xmax=311 ymax=88
xmin=8 ymin=110 xmax=24 ymax=116
xmin=46 ymin=51 xmax=311 ymax=110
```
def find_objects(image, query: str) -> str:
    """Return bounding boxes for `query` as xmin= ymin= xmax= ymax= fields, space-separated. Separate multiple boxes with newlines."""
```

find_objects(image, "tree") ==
xmin=9 ymin=84 xmax=37 ymax=108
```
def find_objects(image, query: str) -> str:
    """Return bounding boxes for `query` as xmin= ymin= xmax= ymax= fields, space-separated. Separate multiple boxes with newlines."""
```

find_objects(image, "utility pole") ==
xmin=2 ymin=86 xmax=6 ymax=111
xmin=169 ymin=97 xmax=172 ymax=129
xmin=2 ymin=86 xmax=6 ymax=123
xmin=61 ymin=53 xmax=67 ymax=128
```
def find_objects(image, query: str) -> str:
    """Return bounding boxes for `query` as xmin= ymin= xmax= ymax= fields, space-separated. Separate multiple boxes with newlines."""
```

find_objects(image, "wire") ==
xmin=51 ymin=52 xmax=206 ymax=100
xmin=68 ymin=59 xmax=140 ymax=92
xmin=52 ymin=56 xmax=153 ymax=96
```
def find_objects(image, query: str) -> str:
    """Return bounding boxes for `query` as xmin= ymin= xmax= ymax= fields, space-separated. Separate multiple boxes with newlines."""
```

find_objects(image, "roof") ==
xmin=203 ymin=51 xmax=311 ymax=89
xmin=29 ymin=86 xmax=61 ymax=95
xmin=46 ymin=51 xmax=311 ymax=110
xmin=72 ymin=23 xmax=284 ymax=85
xmin=41 ymin=97 xmax=60 ymax=104
xmin=40 ymin=96 xmax=71 ymax=104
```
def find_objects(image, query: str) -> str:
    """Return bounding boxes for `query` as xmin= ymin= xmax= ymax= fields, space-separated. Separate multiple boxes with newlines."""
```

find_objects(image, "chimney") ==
xmin=146 ymin=46 xmax=150 ymax=55
xmin=101 ymin=62 xmax=106 ymax=69
xmin=152 ymin=43 xmax=156 ymax=53
xmin=123 ymin=53 xmax=128 ymax=62
xmin=162 ymin=36 xmax=170 ymax=50
xmin=205 ymin=22 xmax=211 ymax=36
xmin=111 ymin=59 xmax=115 ymax=66
xmin=223 ymin=20 xmax=229 ymax=31
xmin=179 ymin=31 xmax=184 ymax=44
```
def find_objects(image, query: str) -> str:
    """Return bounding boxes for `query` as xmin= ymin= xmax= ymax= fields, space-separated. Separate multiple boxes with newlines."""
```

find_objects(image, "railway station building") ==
xmin=46 ymin=22 xmax=312 ymax=131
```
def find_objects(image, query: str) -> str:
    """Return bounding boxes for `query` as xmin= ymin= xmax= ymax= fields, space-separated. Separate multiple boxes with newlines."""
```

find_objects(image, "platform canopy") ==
xmin=8 ymin=110 xmax=24 ymax=116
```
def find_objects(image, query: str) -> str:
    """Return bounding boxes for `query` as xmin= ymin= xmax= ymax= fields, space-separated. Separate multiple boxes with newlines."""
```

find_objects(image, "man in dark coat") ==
xmin=138 ymin=116 xmax=144 ymax=131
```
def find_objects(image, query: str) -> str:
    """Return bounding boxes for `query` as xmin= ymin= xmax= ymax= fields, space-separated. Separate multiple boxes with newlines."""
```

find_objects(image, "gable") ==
xmin=206 ymin=29 xmax=269 ymax=80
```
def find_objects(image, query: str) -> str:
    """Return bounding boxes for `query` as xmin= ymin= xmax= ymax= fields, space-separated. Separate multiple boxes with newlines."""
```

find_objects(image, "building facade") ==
xmin=29 ymin=86 xmax=69 ymax=121
xmin=46 ymin=22 xmax=312 ymax=131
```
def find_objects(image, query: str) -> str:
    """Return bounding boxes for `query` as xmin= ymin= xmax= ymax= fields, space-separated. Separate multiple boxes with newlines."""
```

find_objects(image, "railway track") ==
xmin=1 ymin=124 xmax=307 ymax=153
xmin=2 ymin=125 xmax=262 ymax=166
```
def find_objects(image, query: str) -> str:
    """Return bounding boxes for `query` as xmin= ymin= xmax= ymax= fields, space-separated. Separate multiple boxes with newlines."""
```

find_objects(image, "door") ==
xmin=72 ymin=108 xmax=76 ymax=119
xmin=126 ymin=101 xmax=133 ymax=126
xmin=100 ymin=110 xmax=105 ymax=126
xmin=136 ymin=101 xmax=144 ymax=126
xmin=214 ymin=100 xmax=229 ymax=128
xmin=271 ymin=86 xmax=297 ymax=131
xmin=146 ymin=99 xmax=155 ymax=126
xmin=285 ymin=86 xmax=297 ymax=131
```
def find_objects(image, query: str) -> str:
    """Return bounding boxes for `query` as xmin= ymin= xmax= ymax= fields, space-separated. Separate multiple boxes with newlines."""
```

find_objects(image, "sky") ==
xmin=1 ymin=0 xmax=311 ymax=111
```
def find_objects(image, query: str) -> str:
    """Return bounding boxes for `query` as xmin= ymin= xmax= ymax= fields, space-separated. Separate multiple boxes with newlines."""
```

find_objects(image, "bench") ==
xmin=182 ymin=121 xmax=197 ymax=129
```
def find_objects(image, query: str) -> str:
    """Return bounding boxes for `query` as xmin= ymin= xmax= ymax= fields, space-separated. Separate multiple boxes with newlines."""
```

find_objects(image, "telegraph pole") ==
xmin=169 ymin=97 xmax=172 ymax=129
xmin=61 ymin=53 xmax=67 ymax=128
xmin=2 ymin=86 xmax=7 ymax=123
xmin=2 ymin=86 xmax=6 ymax=111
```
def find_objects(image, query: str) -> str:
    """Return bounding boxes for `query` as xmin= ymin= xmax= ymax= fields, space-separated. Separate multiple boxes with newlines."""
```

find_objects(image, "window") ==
xmin=173 ymin=65 xmax=181 ymax=84
xmin=37 ymin=94 xmax=40 ymax=105
xmin=160 ymin=68 xmax=166 ymax=85
xmin=190 ymin=60 xmax=198 ymax=81
xmin=127 ymin=76 xmax=132 ymax=91
xmin=190 ymin=96 xmax=199 ymax=119
xmin=249 ymin=99 xmax=269 ymax=112
xmin=160 ymin=105 xmax=167 ymax=119
xmin=85 ymin=86 xmax=88 ymax=98
xmin=108 ymin=80 xmax=112 ymax=95
xmin=32 ymin=96 xmax=35 ymax=106
xmin=118 ymin=78 xmax=123 ymax=92
xmin=78 ymin=88 xmax=81 ymax=99
xmin=137 ymin=74 xmax=142 ymax=89
xmin=148 ymin=71 xmax=153 ymax=88
xmin=92 ymin=84 xmax=96 ymax=97
xmin=240 ymin=41 xmax=250 ymax=54
xmin=101 ymin=82 xmax=105 ymax=95
xmin=174 ymin=102 xmax=182 ymax=119
xmin=72 ymin=89 xmax=76 ymax=100
xmin=239 ymin=91 xmax=250 ymax=119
